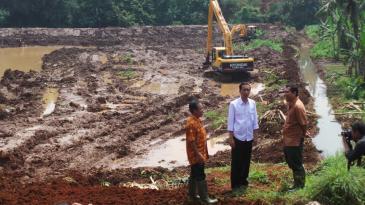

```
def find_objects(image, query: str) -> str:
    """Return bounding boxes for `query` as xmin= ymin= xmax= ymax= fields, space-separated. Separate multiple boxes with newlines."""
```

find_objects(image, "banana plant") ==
xmin=319 ymin=0 xmax=365 ymax=77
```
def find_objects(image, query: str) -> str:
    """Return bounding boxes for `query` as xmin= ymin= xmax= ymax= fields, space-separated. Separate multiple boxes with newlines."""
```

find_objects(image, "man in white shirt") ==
xmin=227 ymin=82 xmax=259 ymax=190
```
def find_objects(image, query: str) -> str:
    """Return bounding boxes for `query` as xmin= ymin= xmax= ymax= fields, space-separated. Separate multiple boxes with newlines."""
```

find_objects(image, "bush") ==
xmin=304 ymin=25 xmax=337 ymax=59
xmin=235 ymin=39 xmax=283 ymax=52
xmin=310 ymin=37 xmax=335 ymax=58
xmin=326 ymin=64 xmax=365 ymax=100
xmin=337 ymin=77 xmax=365 ymax=100
xmin=249 ymin=170 xmax=269 ymax=184
xmin=304 ymin=25 xmax=320 ymax=41
xmin=234 ymin=6 xmax=265 ymax=23
xmin=302 ymin=154 xmax=365 ymax=205
xmin=205 ymin=108 xmax=228 ymax=129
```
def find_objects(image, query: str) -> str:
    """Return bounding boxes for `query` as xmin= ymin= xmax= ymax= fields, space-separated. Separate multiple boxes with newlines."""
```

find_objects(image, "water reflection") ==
xmin=129 ymin=134 xmax=230 ymax=169
xmin=299 ymin=42 xmax=343 ymax=156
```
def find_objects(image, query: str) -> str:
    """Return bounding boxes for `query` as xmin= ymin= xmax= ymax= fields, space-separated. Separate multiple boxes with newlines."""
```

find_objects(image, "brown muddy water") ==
xmin=220 ymin=83 xmax=265 ymax=97
xmin=141 ymin=82 xmax=181 ymax=95
xmin=298 ymin=43 xmax=343 ymax=156
xmin=0 ymin=46 xmax=65 ymax=116
xmin=123 ymin=133 xmax=230 ymax=169
xmin=0 ymin=46 xmax=64 ymax=78
xmin=0 ymin=46 xmax=97 ymax=117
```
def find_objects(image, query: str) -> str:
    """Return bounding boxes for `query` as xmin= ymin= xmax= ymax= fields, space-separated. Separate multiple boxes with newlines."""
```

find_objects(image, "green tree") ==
xmin=0 ymin=8 xmax=9 ymax=26
xmin=271 ymin=0 xmax=320 ymax=29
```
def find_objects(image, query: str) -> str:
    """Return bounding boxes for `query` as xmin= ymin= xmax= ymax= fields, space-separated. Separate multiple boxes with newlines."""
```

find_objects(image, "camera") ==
xmin=341 ymin=130 xmax=353 ymax=141
xmin=341 ymin=129 xmax=354 ymax=151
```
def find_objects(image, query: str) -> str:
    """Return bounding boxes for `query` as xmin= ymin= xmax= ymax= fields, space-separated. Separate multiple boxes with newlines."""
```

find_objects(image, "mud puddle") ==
xmin=132 ymin=81 xmax=181 ymax=95
xmin=299 ymin=43 xmax=343 ymax=156
xmin=41 ymin=87 xmax=59 ymax=117
xmin=126 ymin=134 xmax=230 ymax=169
xmin=0 ymin=46 xmax=65 ymax=78
xmin=0 ymin=46 xmax=93 ymax=78
xmin=220 ymin=83 xmax=265 ymax=97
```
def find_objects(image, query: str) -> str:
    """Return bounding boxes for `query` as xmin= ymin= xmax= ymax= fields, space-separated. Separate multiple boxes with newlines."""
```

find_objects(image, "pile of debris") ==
xmin=259 ymin=109 xmax=286 ymax=134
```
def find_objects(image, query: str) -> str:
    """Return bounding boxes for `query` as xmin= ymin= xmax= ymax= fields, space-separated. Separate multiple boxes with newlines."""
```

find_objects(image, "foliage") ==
xmin=304 ymin=25 xmax=321 ymax=41
xmin=0 ymin=0 xmax=208 ymax=27
xmin=256 ymin=102 xmax=270 ymax=117
xmin=304 ymin=24 xmax=336 ymax=58
xmin=233 ymin=5 xmax=266 ymax=23
xmin=254 ymin=28 xmax=265 ymax=38
xmin=234 ymin=39 xmax=283 ymax=53
xmin=310 ymin=37 xmax=335 ymax=58
xmin=0 ymin=0 xmax=322 ymax=28
xmin=205 ymin=107 xmax=227 ymax=130
xmin=120 ymin=54 xmax=134 ymax=65
xmin=266 ymin=0 xmax=320 ymax=29
xmin=325 ymin=63 xmax=365 ymax=100
xmin=0 ymin=8 xmax=9 ymax=26
xmin=117 ymin=68 xmax=137 ymax=80
xmin=317 ymin=0 xmax=365 ymax=78
xmin=249 ymin=170 xmax=269 ymax=184
xmin=263 ymin=69 xmax=288 ymax=90
xmin=300 ymin=154 xmax=365 ymax=205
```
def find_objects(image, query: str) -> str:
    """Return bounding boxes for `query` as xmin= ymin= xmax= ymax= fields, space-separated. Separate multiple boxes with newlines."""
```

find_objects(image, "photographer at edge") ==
xmin=342 ymin=121 xmax=365 ymax=167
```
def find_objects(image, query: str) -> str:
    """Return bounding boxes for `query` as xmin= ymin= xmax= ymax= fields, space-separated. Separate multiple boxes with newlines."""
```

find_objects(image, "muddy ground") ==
xmin=0 ymin=25 xmax=320 ymax=204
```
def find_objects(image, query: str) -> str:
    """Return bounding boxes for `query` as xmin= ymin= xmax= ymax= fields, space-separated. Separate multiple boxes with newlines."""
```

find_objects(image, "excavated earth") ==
xmin=0 ymin=24 xmax=320 ymax=205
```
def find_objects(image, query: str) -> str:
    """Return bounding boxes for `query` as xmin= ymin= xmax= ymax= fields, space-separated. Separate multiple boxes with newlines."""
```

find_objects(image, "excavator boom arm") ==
xmin=206 ymin=0 xmax=233 ymax=56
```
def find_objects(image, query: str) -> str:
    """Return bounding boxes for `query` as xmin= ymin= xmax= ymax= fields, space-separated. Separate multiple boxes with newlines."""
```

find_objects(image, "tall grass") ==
xmin=234 ymin=39 xmax=283 ymax=52
xmin=325 ymin=64 xmax=365 ymax=100
xmin=205 ymin=107 xmax=228 ymax=129
xmin=304 ymin=24 xmax=336 ymax=58
xmin=301 ymin=154 xmax=365 ymax=205
xmin=304 ymin=25 xmax=320 ymax=41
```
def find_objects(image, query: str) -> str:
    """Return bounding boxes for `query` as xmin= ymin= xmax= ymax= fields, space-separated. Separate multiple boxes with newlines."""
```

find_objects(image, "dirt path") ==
xmin=0 ymin=25 xmax=320 ymax=204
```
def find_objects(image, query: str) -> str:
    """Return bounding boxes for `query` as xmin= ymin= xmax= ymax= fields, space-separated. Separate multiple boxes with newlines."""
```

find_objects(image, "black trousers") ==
xmin=231 ymin=138 xmax=253 ymax=189
xmin=284 ymin=138 xmax=305 ymax=187
xmin=190 ymin=163 xmax=206 ymax=181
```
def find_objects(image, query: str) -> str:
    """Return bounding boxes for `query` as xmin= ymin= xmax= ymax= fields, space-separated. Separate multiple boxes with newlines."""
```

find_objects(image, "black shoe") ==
xmin=231 ymin=185 xmax=247 ymax=197
xmin=287 ymin=185 xmax=303 ymax=193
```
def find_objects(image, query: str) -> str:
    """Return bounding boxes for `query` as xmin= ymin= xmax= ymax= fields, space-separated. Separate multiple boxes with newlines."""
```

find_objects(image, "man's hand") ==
xmin=196 ymin=153 xmax=205 ymax=163
xmin=342 ymin=136 xmax=351 ymax=153
xmin=229 ymin=136 xmax=235 ymax=149
xmin=305 ymin=130 xmax=313 ymax=138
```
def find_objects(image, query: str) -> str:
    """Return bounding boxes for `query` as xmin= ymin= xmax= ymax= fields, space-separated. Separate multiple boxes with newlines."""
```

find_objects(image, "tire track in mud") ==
xmin=0 ymin=41 xmax=223 ymax=180
xmin=0 ymin=25 xmax=321 ymax=186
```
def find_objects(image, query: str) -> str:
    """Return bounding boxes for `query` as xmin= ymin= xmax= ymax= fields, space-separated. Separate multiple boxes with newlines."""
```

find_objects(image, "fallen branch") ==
xmin=306 ymin=111 xmax=319 ymax=117
xmin=349 ymin=102 xmax=362 ymax=111
xmin=333 ymin=112 xmax=365 ymax=115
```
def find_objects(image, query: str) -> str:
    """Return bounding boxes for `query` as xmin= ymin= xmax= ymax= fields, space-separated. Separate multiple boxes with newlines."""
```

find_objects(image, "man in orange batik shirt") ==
xmin=186 ymin=100 xmax=217 ymax=204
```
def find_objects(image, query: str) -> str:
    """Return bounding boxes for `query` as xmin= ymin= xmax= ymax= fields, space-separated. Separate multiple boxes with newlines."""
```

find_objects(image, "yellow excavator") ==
xmin=204 ymin=0 xmax=255 ymax=74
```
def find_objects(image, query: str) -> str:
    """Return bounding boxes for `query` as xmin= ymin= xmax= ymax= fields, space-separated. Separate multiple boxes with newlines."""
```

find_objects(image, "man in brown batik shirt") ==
xmin=283 ymin=85 xmax=311 ymax=191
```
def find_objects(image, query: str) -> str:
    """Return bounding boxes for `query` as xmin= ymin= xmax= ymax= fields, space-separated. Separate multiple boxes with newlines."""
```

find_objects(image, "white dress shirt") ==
xmin=227 ymin=97 xmax=259 ymax=141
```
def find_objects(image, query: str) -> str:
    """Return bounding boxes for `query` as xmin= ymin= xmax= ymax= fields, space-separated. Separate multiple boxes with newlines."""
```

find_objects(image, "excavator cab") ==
xmin=210 ymin=47 xmax=254 ymax=72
